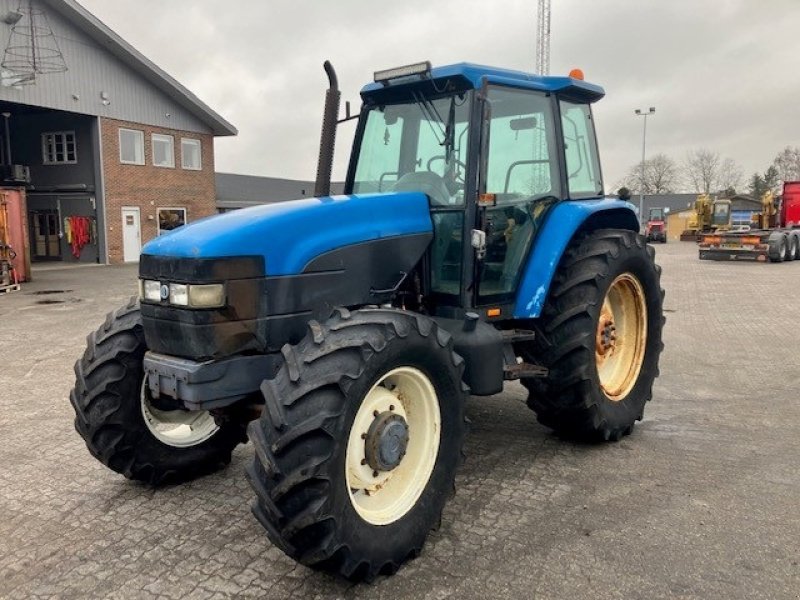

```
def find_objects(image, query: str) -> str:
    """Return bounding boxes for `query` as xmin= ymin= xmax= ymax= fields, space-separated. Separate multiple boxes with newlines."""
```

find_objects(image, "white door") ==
xmin=122 ymin=207 xmax=141 ymax=262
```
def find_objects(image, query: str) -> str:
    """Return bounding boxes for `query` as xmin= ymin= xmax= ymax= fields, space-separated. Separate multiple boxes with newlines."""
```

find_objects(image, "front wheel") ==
xmin=246 ymin=308 xmax=467 ymax=581
xmin=519 ymin=229 xmax=664 ymax=441
xmin=70 ymin=297 xmax=248 ymax=485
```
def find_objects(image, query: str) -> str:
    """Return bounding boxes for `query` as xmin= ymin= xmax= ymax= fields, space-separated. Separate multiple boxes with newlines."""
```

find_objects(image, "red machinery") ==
xmin=644 ymin=207 xmax=667 ymax=243
xmin=698 ymin=181 xmax=800 ymax=262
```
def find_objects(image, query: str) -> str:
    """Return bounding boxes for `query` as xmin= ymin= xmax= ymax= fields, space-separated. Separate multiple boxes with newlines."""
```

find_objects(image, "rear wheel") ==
xmin=519 ymin=229 xmax=664 ymax=441
xmin=70 ymin=297 xmax=248 ymax=485
xmin=769 ymin=235 xmax=788 ymax=262
xmin=246 ymin=308 xmax=467 ymax=581
xmin=787 ymin=235 xmax=799 ymax=261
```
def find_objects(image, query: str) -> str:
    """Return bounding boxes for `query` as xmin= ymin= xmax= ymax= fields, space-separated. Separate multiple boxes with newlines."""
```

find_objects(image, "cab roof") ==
xmin=361 ymin=62 xmax=605 ymax=104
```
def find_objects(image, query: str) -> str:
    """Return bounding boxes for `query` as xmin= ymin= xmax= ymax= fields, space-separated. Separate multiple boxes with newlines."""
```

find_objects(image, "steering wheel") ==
xmin=426 ymin=155 xmax=467 ymax=183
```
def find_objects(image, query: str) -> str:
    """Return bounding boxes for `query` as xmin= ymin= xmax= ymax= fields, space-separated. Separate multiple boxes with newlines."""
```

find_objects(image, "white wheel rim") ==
xmin=140 ymin=378 xmax=219 ymax=448
xmin=345 ymin=367 xmax=441 ymax=526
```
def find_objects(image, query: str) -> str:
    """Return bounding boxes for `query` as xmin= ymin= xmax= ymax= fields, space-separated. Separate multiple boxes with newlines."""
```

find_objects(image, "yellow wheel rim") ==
xmin=595 ymin=273 xmax=648 ymax=401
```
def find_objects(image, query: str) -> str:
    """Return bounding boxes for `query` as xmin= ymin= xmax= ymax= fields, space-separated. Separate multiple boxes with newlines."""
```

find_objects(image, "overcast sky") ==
xmin=80 ymin=0 xmax=800 ymax=192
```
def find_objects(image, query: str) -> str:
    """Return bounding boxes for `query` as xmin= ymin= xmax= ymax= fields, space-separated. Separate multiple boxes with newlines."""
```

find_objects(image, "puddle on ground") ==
xmin=31 ymin=289 xmax=74 ymax=295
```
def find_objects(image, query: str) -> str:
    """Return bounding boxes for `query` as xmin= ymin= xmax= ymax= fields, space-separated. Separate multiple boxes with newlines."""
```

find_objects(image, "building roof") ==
xmin=43 ymin=0 xmax=237 ymax=136
xmin=361 ymin=62 xmax=605 ymax=103
xmin=215 ymin=173 xmax=344 ymax=209
xmin=625 ymin=193 xmax=699 ymax=217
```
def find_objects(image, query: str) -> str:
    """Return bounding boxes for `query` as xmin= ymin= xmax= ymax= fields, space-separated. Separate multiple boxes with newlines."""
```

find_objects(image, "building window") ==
xmin=181 ymin=138 xmax=202 ymax=170
xmin=152 ymin=133 xmax=175 ymax=168
xmin=119 ymin=128 xmax=144 ymax=165
xmin=158 ymin=207 xmax=187 ymax=235
xmin=42 ymin=131 xmax=77 ymax=165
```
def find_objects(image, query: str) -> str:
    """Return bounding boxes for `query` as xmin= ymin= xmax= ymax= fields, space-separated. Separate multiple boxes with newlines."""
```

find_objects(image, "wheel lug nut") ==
xmin=361 ymin=433 xmax=367 ymax=439
xmin=373 ymin=410 xmax=379 ymax=417
xmin=389 ymin=404 xmax=395 ymax=411
xmin=360 ymin=458 xmax=367 ymax=465
xmin=372 ymin=470 xmax=379 ymax=477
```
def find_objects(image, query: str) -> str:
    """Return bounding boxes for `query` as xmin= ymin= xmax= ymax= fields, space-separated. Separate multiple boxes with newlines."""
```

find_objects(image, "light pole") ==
xmin=634 ymin=107 xmax=655 ymax=228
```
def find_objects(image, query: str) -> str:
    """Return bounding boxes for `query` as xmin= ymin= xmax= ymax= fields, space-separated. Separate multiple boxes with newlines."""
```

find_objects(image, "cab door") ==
xmin=475 ymin=86 xmax=561 ymax=307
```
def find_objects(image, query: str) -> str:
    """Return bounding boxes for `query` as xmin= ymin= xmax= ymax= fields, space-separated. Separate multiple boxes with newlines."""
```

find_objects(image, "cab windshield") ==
xmin=351 ymin=91 xmax=472 ymax=206
xmin=713 ymin=202 xmax=730 ymax=226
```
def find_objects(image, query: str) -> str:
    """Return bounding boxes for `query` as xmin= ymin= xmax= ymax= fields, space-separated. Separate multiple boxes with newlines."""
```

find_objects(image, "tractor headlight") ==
xmin=169 ymin=283 xmax=189 ymax=306
xmin=141 ymin=280 xmax=162 ymax=302
xmin=187 ymin=283 xmax=225 ymax=308
xmin=139 ymin=280 xmax=225 ymax=308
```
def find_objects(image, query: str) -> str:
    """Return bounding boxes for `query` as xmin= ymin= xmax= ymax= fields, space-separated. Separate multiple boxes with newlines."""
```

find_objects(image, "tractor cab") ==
xmin=347 ymin=62 xmax=605 ymax=315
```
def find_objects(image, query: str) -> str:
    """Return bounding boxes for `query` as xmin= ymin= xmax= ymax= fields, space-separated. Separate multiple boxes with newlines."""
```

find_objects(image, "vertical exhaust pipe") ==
xmin=314 ymin=61 xmax=340 ymax=197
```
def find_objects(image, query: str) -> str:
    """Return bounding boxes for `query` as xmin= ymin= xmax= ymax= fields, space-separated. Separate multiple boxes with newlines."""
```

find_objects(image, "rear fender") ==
xmin=512 ymin=199 xmax=639 ymax=318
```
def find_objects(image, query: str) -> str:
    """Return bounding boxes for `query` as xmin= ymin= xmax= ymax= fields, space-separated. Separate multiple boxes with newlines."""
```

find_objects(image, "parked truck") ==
xmin=698 ymin=183 xmax=800 ymax=262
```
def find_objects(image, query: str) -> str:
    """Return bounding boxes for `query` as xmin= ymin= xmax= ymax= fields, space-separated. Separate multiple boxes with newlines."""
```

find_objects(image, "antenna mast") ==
xmin=535 ymin=0 xmax=551 ymax=75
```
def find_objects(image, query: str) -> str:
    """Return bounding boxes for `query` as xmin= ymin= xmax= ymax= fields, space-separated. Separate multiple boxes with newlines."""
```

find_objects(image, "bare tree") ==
xmin=683 ymin=148 xmax=719 ymax=194
xmin=717 ymin=157 xmax=744 ymax=195
xmin=771 ymin=146 xmax=800 ymax=183
xmin=615 ymin=153 xmax=680 ymax=194
xmin=682 ymin=149 xmax=744 ymax=194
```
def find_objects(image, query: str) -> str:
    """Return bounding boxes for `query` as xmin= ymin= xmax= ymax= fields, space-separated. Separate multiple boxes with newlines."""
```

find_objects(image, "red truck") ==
xmin=698 ymin=181 xmax=800 ymax=262
xmin=645 ymin=207 xmax=667 ymax=243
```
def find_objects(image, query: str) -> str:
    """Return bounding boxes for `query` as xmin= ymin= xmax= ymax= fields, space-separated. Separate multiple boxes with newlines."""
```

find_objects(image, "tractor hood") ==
xmin=141 ymin=192 xmax=433 ymax=276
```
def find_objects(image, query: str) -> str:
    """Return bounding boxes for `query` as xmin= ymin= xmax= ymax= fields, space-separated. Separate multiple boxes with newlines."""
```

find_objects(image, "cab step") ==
xmin=501 ymin=329 xmax=536 ymax=343
xmin=504 ymin=362 xmax=549 ymax=380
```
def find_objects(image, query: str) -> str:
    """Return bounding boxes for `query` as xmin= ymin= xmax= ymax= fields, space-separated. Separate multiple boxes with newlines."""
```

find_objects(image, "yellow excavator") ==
xmin=680 ymin=194 xmax=731 ymax=240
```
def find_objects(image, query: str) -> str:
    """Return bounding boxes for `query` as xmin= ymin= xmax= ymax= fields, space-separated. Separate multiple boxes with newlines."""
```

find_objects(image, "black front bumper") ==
xmin=143 ymin=351 xmax=280 ymax=410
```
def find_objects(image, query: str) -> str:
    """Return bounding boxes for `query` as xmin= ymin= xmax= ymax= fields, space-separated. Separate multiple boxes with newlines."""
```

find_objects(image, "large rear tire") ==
xmin=70 ymin=297 xmax=248 ymax=485
xmin=246 ymin=308 xmax=467 ymax=581
xmin=519 ymin=229 xmax=664 ymax=441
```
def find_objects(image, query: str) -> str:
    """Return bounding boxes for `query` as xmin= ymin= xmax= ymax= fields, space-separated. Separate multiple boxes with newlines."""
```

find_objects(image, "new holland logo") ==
xmin=160 ymin=284 xmax=169 ymax=301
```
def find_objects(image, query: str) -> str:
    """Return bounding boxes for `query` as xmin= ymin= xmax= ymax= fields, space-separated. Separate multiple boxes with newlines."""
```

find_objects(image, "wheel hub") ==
xmin=596 ymin=317 xmax=617 ymax=356
xmin=365 ymin=412 xmax=409 ymax=472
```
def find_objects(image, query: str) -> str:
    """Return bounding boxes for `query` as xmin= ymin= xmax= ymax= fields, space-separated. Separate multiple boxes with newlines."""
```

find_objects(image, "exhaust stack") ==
xmin=314 ymin=61 xmax=340 ymax=198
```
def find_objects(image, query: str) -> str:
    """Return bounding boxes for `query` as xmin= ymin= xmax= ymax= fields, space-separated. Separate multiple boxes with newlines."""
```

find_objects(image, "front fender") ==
xmin=512 ymin=198 xmax=639 ymax=318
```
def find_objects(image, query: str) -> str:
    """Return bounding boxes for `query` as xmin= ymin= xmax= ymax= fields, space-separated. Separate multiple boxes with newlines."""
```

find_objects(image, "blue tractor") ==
xmin=71 ymin=61 xmax=664 ymax=580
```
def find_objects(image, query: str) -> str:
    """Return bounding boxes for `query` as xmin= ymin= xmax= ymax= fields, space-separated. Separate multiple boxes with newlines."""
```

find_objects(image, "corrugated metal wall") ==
xmin=0 ymin=0 xmax=212 ymax=134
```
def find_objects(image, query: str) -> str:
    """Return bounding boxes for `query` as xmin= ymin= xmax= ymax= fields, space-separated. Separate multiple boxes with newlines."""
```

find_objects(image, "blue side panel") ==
xmin=513 ymin=199 xmax=639 ymax=319
xmin=141 ymin=192 xmax=433 ymax=276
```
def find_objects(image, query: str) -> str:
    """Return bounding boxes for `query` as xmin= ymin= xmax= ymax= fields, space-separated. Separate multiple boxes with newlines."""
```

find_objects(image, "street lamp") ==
xmin=634 ymin=107 xmax=655 ymax=228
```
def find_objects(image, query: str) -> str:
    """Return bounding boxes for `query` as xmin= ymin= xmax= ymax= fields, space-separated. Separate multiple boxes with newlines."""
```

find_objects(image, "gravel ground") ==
xmin=1 ymin=241 xmax=799 ymax=599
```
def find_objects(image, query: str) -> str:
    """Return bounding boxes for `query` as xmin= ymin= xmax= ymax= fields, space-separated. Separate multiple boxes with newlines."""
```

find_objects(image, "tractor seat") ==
xmin=392 ymin=171 xmax=452 ymax=206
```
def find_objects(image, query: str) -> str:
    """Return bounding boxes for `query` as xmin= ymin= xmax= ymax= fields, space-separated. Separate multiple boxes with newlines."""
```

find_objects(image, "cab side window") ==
xmin=560 ymin=101 xmax=602 ymax=197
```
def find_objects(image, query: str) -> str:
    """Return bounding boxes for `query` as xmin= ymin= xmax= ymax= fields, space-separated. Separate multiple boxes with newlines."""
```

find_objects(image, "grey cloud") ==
xmin=80 ymin=0 xmax=800 ymax=190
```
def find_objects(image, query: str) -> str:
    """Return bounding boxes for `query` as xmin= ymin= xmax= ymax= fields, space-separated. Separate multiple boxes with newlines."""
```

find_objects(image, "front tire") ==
xmin=519 ymin=229 xmax=664 ymax=441
xmin=70 ymin=297 xmax=248 ymax=485
xmin=246 ymin=308 xmax=467 ymax=581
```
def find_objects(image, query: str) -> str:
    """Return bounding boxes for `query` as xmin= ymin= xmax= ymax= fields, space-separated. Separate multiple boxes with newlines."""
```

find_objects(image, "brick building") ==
xmin=0 ymin=0 xmax=236 ymax=272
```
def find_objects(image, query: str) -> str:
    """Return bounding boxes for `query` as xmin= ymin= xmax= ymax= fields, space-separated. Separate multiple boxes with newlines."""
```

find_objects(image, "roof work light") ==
xmin=374 ymin=61 xmax=431 ymax=83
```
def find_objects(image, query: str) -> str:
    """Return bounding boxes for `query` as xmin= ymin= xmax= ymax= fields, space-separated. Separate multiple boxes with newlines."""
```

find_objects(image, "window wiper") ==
xmin=443 ymin=95 xmax=456 ymax=162
xmin=412 ymin=91 xmax=446 ymax=146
